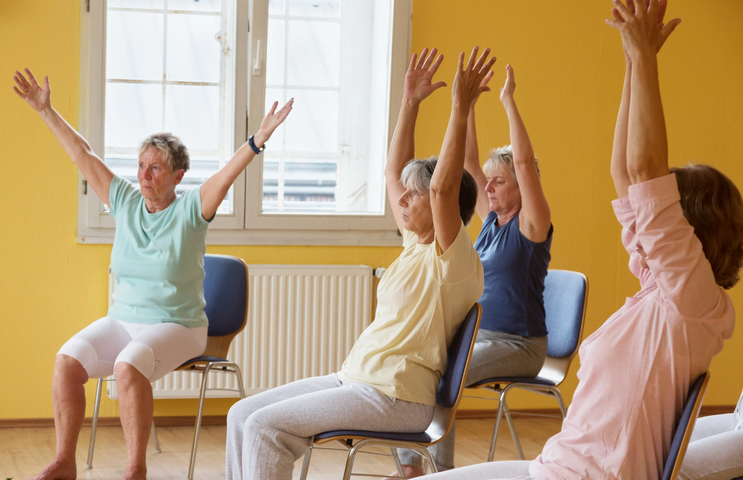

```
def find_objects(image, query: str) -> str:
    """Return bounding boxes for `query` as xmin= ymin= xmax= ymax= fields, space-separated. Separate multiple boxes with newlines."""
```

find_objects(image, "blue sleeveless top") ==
xmin=473 ymin=211 xmax=553 ymax=337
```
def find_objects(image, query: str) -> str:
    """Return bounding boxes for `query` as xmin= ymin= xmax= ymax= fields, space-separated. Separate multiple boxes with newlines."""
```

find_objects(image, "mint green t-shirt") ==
xmin=107 ymin=175 xmax=212 ymax=328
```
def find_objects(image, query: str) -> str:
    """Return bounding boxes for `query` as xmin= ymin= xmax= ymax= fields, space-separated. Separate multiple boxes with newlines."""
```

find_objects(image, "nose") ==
xmin=398 ymin=191 xmax=408 ymax=207
xmin=485 ymin=179 xmax=495 ymax=192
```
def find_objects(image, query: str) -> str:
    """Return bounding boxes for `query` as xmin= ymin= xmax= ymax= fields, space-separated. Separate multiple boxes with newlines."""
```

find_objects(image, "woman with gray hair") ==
xmin=224 ymin=46 xmax=490 ymax=480
xmin=13 ymin=68 xmax=292 ymax=480
xmin=394 ymin=65 xmax=553 ymax=477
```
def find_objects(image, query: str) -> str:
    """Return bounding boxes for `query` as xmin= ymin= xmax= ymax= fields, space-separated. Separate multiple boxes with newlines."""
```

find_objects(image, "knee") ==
xmin=55 ymin=354 xmax=89 ymax=384
xmin=228 ymin=399 xmax=261 ymax=433
xmin=114 ymin=361 xmax=147 ymax=386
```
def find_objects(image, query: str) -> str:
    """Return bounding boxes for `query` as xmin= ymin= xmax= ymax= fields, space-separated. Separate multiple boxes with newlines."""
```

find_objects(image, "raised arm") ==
xmin=464 ymin=72 xmax=495 ymax=223
xmin=385 ymin=48 xmax=447 ymax=233
xmin=432 ymin=47 xmax=495 ymax=252
xmin=14 ymin=69 xmax=114 ymax=206
xmin=611 ymin=56 xmax=633 ymax=198
xmin=607 ymin=0 xmax=680 ymax=184
xmin=500 ymin=65 xmax=551 ymax=243
xmin=200 ymin=99 xmax=293 ymax=220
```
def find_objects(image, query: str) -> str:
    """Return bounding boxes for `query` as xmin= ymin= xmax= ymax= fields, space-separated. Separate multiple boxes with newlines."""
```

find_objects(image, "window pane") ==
xmin=286 ymin=20 xmax=339 ymax=88
xmin=269 ymin=0 xmax=285 ymax=15
xmin=167 ymin=0 xmax=221 ymax=13
xmin=284 ymin=89 xmax=338 ymax=153
xmin=287 ymin=0 xmax=340 ymax=18
xmin=108 ymin=0 xmax=164 ymax=9
xmin=266 ymin=18 xmax=286 ymax=86
xmin=106 ymin=11 xmax=163 ymax=81
xmin=105 ymin=83 xmax=163 ymax=149
xmin=164 ymin=85 xmax=220 ymax=151
xmin=166 ymin=13 xmax=221 ymax=83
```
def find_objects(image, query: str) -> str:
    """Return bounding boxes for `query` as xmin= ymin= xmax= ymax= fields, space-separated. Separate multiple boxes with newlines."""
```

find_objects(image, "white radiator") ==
xmin=107 ymin=264 xmax=373 ymax=399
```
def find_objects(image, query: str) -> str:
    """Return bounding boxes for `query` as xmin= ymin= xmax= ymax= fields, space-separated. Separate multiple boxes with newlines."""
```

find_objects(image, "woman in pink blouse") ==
xmin=420 ymin=1 xmax=743 ymax=479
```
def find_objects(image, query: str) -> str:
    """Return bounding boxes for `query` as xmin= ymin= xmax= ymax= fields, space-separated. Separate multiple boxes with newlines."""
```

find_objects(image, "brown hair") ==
xmin=139 ymin=133 xmax=190 ymax=172
xmin=672 ymin=164 xmax=743 ymax=289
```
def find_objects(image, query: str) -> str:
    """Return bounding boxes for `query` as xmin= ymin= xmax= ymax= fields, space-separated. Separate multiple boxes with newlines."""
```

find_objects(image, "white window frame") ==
xmin=77 ymin=0 xmax=410 ymax=246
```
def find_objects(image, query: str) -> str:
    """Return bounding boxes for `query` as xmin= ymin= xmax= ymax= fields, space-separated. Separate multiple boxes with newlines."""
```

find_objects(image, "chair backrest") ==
xmin=202 ymin=254 xmax=249 ymax=358
xmin=423 ymin=304 xmax=481 ymax=443
xmin=662 ymin=371 xmax=710 ymax=480
xmin=544 ymin=269 xmax=588 ymax=359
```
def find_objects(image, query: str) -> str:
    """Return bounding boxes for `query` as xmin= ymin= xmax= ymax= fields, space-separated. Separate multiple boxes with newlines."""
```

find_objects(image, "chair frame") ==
xmin=663 ymin=371 xmax=710 ymax=480
xmin=469 ymin=270 xmax=588 ymax=461
xmin=86 ymin=254 xmax=250 ymax=480
xmin=298 ymin=304 xmax=482 ymax=480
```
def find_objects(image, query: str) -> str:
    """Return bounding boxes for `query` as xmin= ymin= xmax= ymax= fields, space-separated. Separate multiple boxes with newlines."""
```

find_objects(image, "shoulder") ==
xmin=109 ymin=175 xmax=141 ymax=215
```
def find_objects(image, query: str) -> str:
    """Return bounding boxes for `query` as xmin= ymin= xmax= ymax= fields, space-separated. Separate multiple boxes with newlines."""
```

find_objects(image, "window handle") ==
xmin=252 ymin=40 xmax=262 ymax=76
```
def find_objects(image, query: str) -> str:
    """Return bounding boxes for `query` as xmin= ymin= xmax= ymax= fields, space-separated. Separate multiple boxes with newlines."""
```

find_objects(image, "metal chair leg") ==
xmin=86 ymin=377 xmax=105 ymax=469
xmin=502 ymin=401 xmax=525 ymax=460
xmin=151 ymin=419 xmax=161 ymax=453
xmin=390 ymin=447 xmax=405 ymax=477
xmin=419 ymin=446 xmax=438 ymax=474
xmin=299 ymin=439 xmax=315 ymax=480
xmin=187 ymin=363 xmax=212 ymax=480
xmin=487 ymin=390 xmax=507 ymax=462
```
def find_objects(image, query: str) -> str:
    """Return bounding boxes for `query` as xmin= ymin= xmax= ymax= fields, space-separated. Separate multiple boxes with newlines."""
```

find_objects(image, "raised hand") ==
xmin=606 ymin=0 xmax=681 ymax=57
xmin=499 ymin=65 xmax=516 ymax=103
xmin=472 ymin=70 xmax=495 ymax=107
xmin=13 ymin=68 xmax=51 ymax=113
xmin=257 ymin=98 xmax=294 ymax=143
xmin=452 ymin=46 xmax=496 ymax=110
xmin=403 ymin=48 xmax=447 ymax=104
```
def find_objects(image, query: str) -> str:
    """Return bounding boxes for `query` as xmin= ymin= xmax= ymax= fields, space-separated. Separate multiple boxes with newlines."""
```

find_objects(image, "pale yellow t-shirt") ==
xmin=338 ymin=223 xmax=484 ymax=406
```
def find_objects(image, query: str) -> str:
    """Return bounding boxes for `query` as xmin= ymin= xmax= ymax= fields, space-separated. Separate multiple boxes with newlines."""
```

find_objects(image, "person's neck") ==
xmin=144 ymin=192 xmax=177 ymax=213
xmin=415 ymin=226 xmax=435 ymax=245
xmin=495 ymin=206 xmax=520 ymax=227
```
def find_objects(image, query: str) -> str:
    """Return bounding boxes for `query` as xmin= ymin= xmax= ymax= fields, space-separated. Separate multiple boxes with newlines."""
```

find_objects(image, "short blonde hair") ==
xmin=139 ymin=133 xmax=190 ymax=172
xmin=483 ymin=145 xmax=540 ymax=187
xmin=672 ymin=164 xmax=743 ymax=289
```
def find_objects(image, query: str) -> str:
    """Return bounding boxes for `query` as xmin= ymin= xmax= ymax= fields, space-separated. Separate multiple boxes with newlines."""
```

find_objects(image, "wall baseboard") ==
xmin=1 ymin=405 xmax=735 ymax=429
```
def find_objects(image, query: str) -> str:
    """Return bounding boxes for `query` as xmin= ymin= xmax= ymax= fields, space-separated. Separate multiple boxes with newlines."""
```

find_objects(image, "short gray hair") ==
xmin=139 ymin=133 xmax=190 ymax=172
xmin=399 ymin=156 xmax=479 ymax=226
xmin=483 ymin=145 xmax=540 ymax=187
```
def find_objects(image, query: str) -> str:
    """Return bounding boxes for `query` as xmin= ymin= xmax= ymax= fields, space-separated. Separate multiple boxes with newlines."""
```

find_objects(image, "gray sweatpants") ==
xmin=400 ymin=330 xmax=547 ymax=470
xmin=225 ymin=373 xmax=434 ymax=480
xmin=678 ymin=413 xmax=743 ymax=480
xmin=419 ymin=460 xmax=535 ymax=479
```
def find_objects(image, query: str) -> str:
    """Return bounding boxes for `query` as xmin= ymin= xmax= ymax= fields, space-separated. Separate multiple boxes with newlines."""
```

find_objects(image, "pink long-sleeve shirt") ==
xmin=530 ymin=174 xmax=735 ymax=480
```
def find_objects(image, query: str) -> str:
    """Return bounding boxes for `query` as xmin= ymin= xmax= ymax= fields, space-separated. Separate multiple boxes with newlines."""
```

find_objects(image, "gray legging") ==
xmin=399 ymin=330 xmax=548 ymax=470
xmin=678 ymin=413 xmax=743 ymax=480
xmin=225 ymin=373 xmax=434 ymax=480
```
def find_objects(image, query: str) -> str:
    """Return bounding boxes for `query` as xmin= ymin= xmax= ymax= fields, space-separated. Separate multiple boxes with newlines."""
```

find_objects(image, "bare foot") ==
xmin=27 ymin=459 xmax=77 ymax=480
xmin=122 ymin=465 xmax=147 ymax=480
xmin=382 ymin=465 xmax=426 ymax=479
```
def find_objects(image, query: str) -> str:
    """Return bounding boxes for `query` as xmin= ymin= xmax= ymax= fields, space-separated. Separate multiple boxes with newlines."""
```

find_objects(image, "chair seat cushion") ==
xmin=178 ymin=355 xmax=229 ymax=368
xmin=315 ymin=430 xmax=432 ymax=444
xmin=469 ymin=376 xmax=557 ymax=388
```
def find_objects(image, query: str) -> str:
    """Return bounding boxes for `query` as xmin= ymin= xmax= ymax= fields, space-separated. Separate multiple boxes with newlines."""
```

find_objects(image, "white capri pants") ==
xmin=57 ymin=316 xmax=208 ymax=382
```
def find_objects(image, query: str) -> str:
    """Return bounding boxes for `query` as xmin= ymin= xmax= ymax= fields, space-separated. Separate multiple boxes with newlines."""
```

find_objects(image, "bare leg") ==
xmin=115 ymin=362 xmax=153 ymax=480
xmin=383 ymin=465 xmax=426 ymax=479
xmin=29 ymin=354 xmax=89 ymax=480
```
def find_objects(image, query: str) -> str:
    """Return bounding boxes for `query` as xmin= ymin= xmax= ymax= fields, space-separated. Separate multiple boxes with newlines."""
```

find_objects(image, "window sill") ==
xmin=76 ymin=227 xmax=403 ymax=247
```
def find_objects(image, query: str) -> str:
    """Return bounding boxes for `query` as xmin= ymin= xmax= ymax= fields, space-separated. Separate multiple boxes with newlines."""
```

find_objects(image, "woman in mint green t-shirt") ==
xmin=14 ymin=67 xmax=292 ymax=480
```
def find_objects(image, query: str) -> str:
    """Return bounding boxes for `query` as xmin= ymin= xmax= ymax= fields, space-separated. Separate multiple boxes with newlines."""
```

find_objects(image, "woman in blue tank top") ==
xmin=395 ymin=64 xmax=552 ymax=477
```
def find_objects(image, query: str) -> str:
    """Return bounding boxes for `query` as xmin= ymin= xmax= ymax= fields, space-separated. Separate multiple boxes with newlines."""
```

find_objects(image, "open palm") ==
xmin=260 ymin=98 xmax=294 ymax=138
xmin=14 ymin=68 xmax=51 ymax=113
xmin=404 ymin=48 xmax=446 ymax=103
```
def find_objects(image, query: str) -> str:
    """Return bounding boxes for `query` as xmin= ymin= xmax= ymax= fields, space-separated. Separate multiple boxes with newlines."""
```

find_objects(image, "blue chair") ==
xmin=298 ymin=303 xmax=482 ymax=480
xmin=86 ymin=254 xmax=249 ymax=480
xmin=468 ymin=269 xmax=588 ymax=461
xmin=662 ymin=371 xmax=710 ymax=480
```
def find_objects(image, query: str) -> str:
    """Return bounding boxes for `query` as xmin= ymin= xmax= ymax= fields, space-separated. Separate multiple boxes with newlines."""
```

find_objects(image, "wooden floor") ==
xmin=0 ymin=415 xmax=563 ymax=479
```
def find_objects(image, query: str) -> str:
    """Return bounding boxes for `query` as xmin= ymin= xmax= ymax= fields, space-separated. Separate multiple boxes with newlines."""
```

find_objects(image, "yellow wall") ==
xmin=1 ymin=1 xmax=742 ymax=420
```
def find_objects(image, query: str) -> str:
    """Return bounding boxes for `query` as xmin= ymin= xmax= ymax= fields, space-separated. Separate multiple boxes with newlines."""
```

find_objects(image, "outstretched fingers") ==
xmin=611 ymin=0 xmax=634 ymax=21
xmin=660 ymin=17 xmax=681 ymax=42
xmin=415 ymin=48 xmax=430 ymax=70
xmin=429 ymin=53 xmax=445 ymax=76
xmin=25 ymin=68 xmax=40 ymax=87
xmin=422 ymin=48 xmax=438 ymax=70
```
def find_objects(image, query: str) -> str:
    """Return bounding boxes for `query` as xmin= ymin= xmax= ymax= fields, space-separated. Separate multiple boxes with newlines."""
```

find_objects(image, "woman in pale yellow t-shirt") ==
xmin=225 ymin=47 xmax=489 ymax=480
